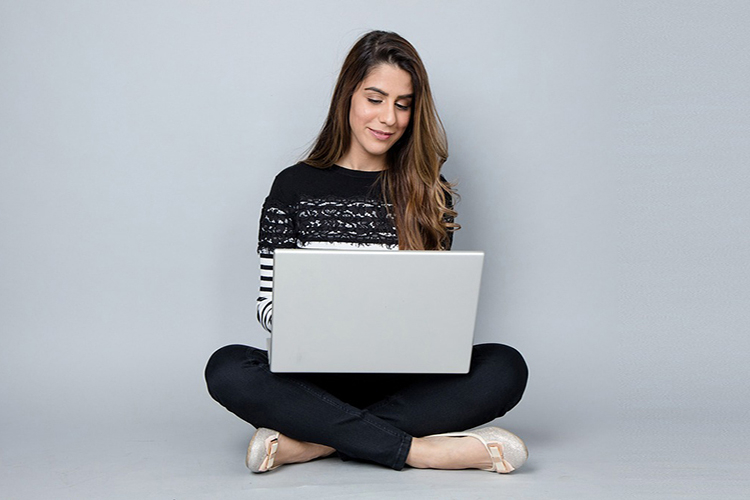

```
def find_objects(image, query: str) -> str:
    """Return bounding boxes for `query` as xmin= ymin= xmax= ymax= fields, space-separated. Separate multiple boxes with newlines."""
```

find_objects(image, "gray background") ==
xmin=1 ymin=1 xmax=747 ymax=499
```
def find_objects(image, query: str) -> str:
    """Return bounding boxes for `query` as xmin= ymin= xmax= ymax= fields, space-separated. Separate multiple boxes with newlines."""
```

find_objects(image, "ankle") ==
xmin=406 ymin=437 xmax=437 ymax=469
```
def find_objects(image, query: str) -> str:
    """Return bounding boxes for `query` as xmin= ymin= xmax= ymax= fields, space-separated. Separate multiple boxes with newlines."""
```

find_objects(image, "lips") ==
xmin=368 ymin=128 xmax=394 ymax=141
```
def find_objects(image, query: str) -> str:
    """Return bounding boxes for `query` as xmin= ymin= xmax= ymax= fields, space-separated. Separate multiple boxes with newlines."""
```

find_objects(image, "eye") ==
xmin=367 ymin=98 xmax=382 ymax=104
xmin=396 ymin=102 xmax=411 ymax=111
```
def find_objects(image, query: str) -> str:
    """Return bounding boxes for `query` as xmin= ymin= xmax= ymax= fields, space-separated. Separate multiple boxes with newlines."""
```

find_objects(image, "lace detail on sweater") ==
xmin=258 ymin=195 xmax=398 ymax=252
xmin=257 ymin=199 xmax=297 ymax=252
xmin=296 ymin=195 xmax=398 ymax=247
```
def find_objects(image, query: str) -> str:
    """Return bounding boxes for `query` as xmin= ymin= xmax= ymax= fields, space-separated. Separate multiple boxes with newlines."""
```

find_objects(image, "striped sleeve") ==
xmin=256 ymin=193 xmax=296 ymax=334
xmin=256 ymin=250 xmax=275 ymax=333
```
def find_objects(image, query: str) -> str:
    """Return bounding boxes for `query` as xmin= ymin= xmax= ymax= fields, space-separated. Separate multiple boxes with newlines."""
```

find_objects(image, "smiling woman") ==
xmin=204 ymin=30 xmax=529 ymax=476
xmin=304 ymin=31 xmax=454 ymax=251
xmin=340 ymin=64 xmax=413 ymax=170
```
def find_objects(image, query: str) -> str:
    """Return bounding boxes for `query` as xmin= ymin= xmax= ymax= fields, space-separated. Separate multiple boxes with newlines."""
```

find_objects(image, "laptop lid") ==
xmin=269 ymin=249 xmax=484 ymax=373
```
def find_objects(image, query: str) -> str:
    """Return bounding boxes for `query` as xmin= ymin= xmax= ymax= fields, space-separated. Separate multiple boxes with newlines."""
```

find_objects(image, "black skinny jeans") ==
xmin=205 ymin=343 xmax=528 ymax=470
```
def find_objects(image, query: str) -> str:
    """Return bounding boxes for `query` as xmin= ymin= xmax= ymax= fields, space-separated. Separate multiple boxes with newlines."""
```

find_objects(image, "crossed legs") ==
xmin=205 ymin=343 xmax=528 ymax=471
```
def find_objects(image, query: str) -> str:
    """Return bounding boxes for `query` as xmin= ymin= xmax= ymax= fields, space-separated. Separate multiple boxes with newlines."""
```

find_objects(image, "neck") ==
xmin=337 ymin=151 xmax=387 ymax=172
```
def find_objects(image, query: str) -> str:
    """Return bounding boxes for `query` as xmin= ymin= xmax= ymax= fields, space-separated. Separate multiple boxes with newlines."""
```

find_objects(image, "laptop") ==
xmin=269 ymin=249 xmax=484 ymax=373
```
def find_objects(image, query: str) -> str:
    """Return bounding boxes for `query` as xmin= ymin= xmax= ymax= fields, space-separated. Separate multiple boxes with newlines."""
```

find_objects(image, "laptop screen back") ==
xmin=270 ymin=249 xmax=484 ymax=373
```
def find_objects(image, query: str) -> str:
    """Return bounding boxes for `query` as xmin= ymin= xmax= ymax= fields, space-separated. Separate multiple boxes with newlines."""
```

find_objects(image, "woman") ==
xmin=205 ymin=30 xmax=528 ymax=474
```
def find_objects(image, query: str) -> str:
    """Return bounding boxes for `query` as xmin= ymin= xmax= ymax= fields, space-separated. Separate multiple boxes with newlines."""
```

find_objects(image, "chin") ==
xmin=367 ymin=148 xmax=390 ymax=157
xmin=367 ymin=140 xmax=395 ymax=156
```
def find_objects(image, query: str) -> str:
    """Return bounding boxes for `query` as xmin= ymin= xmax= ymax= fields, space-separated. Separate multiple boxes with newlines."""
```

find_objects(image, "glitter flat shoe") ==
xmin=426 ymin=426 xmax=528 ymax=473
xmin=245 ymin=428 xmax=281 ymax=473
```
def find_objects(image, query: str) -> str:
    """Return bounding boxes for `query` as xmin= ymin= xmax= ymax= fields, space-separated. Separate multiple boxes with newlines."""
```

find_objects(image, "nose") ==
xmin=379 ymin=103 xmax=397 ymax=127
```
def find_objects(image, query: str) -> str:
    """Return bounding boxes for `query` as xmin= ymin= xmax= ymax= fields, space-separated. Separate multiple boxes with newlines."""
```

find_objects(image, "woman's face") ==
xmin=344 ymin=63 xmax=413 ymax=170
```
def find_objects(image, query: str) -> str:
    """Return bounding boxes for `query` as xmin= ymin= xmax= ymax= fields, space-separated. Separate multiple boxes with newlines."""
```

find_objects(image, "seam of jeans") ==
xmin=366 ymin=394 xmax=398 ymax=413
xmin=392 ymin=434 xmax=408 ymax=470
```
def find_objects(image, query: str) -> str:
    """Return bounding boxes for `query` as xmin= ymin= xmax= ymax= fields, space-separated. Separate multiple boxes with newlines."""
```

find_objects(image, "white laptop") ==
xmin=269 ymin=249 xmax=484 ymax=373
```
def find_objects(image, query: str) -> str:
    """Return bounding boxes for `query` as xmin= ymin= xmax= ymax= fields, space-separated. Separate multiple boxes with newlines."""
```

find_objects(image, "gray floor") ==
xmin=2 ymin=410 xmax=747 ymax=499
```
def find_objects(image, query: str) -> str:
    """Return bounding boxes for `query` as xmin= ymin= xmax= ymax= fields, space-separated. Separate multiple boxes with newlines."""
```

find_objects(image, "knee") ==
xmin=472 ymin=343 xmax=529 ymax=399
xmin=204 ymin=344 xmax=252 ymax=403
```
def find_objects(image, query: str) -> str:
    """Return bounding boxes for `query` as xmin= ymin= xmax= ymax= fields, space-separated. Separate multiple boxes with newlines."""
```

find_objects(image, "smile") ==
xmin=368 ymin=128 xmax=394 ymax=141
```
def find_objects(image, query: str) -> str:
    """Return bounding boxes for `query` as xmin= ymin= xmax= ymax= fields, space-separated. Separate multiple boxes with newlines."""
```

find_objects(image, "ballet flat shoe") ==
xmin=426 ymin=426 xmax=528 ymax=473
xmin=245 ymin=428 xmax=281 ymax=473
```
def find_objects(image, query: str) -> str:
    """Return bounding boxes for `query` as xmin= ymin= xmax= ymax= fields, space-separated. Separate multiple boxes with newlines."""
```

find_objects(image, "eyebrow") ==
xmin=364 ymin=86 xmax=413 ymax=99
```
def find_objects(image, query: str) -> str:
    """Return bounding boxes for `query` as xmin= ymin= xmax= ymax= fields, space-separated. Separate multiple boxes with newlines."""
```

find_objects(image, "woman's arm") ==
xmin=255 ymin=173 xmax=297 ymax=334
xmin=256 ymin=250 xmax=275 ymax=333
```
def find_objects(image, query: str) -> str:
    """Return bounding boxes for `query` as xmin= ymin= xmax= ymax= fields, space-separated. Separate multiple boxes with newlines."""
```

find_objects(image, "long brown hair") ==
xmin=304 ymin=30 xmax=458 ymax=250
